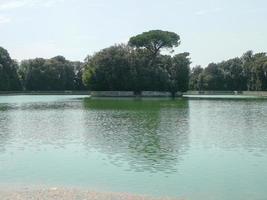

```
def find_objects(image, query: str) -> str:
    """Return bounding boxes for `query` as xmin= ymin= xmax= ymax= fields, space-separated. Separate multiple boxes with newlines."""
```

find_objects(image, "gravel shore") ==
xmin=0 ymin=187 xmax=183 ymax=200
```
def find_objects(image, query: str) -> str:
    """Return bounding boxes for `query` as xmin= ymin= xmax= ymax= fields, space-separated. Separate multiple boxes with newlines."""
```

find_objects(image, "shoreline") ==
xmin=0 ymin=185 xmax=183 ymax=200
xmin=0 ymin=91 xmax=91 ymax=96
xmin=1 ymin=90 xmax=267 ymax=97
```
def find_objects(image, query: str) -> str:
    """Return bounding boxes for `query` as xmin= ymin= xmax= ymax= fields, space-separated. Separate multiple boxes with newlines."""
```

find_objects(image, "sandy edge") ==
xmin=0 ymin=186 xmax=184 ymax=200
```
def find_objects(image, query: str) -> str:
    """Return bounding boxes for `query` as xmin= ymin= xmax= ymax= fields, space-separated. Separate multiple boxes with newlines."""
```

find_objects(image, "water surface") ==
xmin=0 ymin=95 xmax=267 ymax=200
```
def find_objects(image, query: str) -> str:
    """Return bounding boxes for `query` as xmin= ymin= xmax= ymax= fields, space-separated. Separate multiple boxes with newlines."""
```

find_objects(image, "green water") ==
xmin=0 ymin=95 xmax=267 ymax=200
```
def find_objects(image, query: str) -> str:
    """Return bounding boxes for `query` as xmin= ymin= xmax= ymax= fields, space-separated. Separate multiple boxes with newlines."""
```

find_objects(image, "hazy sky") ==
xmin=0 ymin=0 xmax=266 ymax=66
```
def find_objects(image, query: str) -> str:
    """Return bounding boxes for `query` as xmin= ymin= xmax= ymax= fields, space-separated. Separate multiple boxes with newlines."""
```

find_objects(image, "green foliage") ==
xmin=83 ymin=44 xmax=135 ymax=91
xmin=72 ymin=61 xmax=87 ymax=90
xmin=19 ymin=56 xmax=85 ymax=91
xmin=168 ymin=53 xmax=191 ymax=93
xmin=190 ymin=51 xmax=267 ymax=91
xmin=83 ymin=43 xmax=191 ymax=93
xmin=0 ymin=47 xmax=21 ymax=91
xmin=5 ymin=29 xmax=267 ymax=93
xmin=83 ymin=30 xmax=190 ymax=93
xmin=1 ymin=29 xmax=189 ymax=93
xmin=219 ymin=58 xmax=246 ymax=90
xmin=203 ymin=63 xmax=225 ymax=90
xmin=189 ymin=66 xmax=203 ymax=90
xmin=128 ymin=30 xmax=180 ymax=57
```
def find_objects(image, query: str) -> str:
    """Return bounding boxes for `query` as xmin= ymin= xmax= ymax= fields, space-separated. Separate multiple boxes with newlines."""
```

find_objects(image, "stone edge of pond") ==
xmin=2 ymin=90 xmax=267 ymax=98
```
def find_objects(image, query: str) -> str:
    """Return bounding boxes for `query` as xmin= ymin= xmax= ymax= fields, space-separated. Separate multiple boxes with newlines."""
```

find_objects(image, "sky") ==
xmin=0 ymin=0 xmax=266 ymax=67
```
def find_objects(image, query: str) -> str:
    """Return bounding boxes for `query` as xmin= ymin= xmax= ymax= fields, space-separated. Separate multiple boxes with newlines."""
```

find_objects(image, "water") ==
xmin=0 ymin=95 xmax=267 ymax=200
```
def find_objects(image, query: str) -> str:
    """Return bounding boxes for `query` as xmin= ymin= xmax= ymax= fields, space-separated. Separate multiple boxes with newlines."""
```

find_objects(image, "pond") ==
xmin=0 ymin=95 xmax=267 ymax=200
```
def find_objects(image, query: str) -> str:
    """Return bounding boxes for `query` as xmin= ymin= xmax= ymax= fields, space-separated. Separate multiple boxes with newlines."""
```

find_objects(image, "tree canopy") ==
xmin=82 ymin=43 xmax=190 ymax=93
xmin=0 ymin=47 xmax=21 ymax=91
xmin=128 ymin=30 xmax=180 ymax=57
xmin=189 ymin=51 xmax=267 ymax=91
xmin=82 ymin=30 xmax=189 ymax=94
xmin=1 ymin=30 xmax=267 ymax=93
xmin=19 ymin=56 xmax=85 ymax=91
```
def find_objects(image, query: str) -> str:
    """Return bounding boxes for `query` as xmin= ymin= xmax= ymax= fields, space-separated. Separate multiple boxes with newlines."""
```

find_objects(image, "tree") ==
xmin=128 ymin=30 xmax=180 ymax=58
xmin=219 ymin=58 xmax=246 ymax=91
xmin=167 ymin=53 xmax=191 ymax=95
xmin=72 ymin=61 xmax=87 ymax=90
xmin=241 ymin=51 xmax=267 ymax=91
xmin=249 ymin=53 xmax=267 ymax=91
xmin=19 ymin=58 xmax=46 ymax=90
xmin=19 ymin=56 xmax=78 ymax=91
xmin=128 ymin=48 xmax=158 ymax=92
xmin=202 ymin=63 xmax=224 ymax=90
xmin=83 ymin=31 xmax=190 ymax=93
xmin=241 ymin=50 xmax=254 ymax=90
xmin=83 ymin=44 xmax=135 ymax=91
xmin=189 ymin=51 xmax=267 ymax=92
xmin=189 ymin=65 xmax=203 ymax=90
xmin=0 ymin=47 xmax=21 ymax=91
xmin=45 ymin=56 xmax=75 ymax=90
xmin=82 ymin=44 xmax=190 ymax=93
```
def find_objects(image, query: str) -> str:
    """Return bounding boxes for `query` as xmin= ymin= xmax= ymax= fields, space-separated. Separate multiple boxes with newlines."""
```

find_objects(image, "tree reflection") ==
xmin=0 ymin=104 xmax=11 ymax=153
xmin=188 ymin=99 xmax=267 ymax=153
xmin=82 ymin=98 xmax=190 ymax=173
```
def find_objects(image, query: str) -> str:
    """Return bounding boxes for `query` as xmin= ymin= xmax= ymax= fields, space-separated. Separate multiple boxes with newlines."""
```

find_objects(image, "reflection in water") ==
xmin=0 ymin=104 xmax=11 ymax=153
xmin=0 ymin=100 xmax=86 ymax=151
xmin=83 ymin=98 xmax=190 ymax=173
xmin=0 ymin=96 xmax=267 ymax=199
xmin=189 ymin=99 xmax=267 ymax=153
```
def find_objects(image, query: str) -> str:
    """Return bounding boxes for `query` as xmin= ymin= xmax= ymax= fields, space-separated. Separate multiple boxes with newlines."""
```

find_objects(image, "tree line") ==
xmin=1 ymin=30 xmax=267 ymax=92
xmin=19 ymin=56 xmax=86 ymax=91
xmin=190 ymin=51 xmax=267 ymax=91
xmin=0 ymin=47 xmax=86 ymax=91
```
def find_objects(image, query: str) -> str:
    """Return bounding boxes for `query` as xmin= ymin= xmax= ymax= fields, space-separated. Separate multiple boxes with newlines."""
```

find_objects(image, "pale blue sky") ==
xmin=0 ymin=0 xmax=266 ymax=66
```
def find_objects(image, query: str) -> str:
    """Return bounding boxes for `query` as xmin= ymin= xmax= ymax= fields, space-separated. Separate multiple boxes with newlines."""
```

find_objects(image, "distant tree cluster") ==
xmin=82 ymin=30 xmax=191 ymax=95
xmin=1 ymin=30 xmax=267 ymax=92
xmin=0 ymin=47 xmax=86 ymax=91
xmin=189 ymin=51 xmax=267 ymax=91
xmin=19 ymin=56 xmax=85 ymax=91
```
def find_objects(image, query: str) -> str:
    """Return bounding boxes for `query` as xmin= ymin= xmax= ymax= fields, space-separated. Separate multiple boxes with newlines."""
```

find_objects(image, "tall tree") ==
xmin=241 ymin=50 xmax=254 ymax=90
xmin=219 ymin=58 xmax=246 ymax=90
xmin=128 ymin=30 xmax=180 ymax=58
xmin=83 ymin=30 xmax=190 ymax=93
xmin=189 ymin=65 xmax=204 ymax=90
xmin=202 ymin=63 xmax=224 ymax=90
xmin=167 ymin=52 xmax=191 ymax=95
xmin=72 ymin=61 xmax=87 ymax=90
xmin=0 ymin=47 xmax=21 ymax=91
xmin=19 ymin=58 xmax=46 ymax=90
xmin=83 ymin=44 xmax=135 ymax=91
